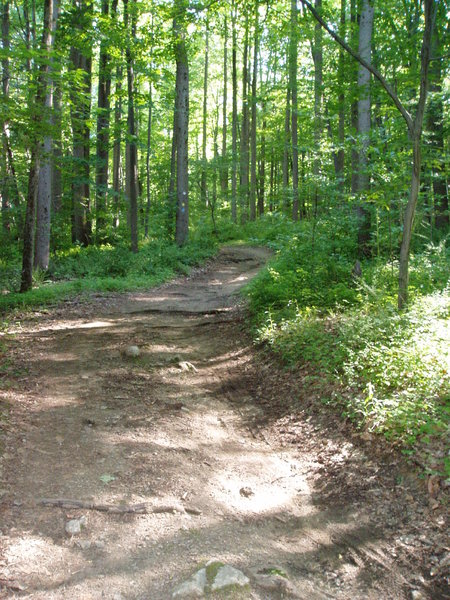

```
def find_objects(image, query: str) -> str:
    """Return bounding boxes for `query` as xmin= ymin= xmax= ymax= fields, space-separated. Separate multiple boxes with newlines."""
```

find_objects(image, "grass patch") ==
xmin=0 ymin=237 xmax=218 ymax=314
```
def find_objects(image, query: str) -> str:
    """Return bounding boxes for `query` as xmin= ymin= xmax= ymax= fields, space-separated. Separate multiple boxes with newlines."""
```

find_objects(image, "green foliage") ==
xmin=246 ymin=216 xmax=449 ymax=461
xmin=0 ymin=236 xmax=217 ymax=313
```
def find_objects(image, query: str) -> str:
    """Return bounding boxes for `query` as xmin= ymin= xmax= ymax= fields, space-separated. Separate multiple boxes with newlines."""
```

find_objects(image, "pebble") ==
xmin=125 ymin=345 xmax=140 ymax=358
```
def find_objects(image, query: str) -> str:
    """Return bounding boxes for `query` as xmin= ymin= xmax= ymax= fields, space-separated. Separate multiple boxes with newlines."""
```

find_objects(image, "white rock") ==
xmin=411 ymin=591 xmax=426 ymax=600
xmin=211 ymin=565 xmax=249 ymax=591
xmin=172 ymin=568 xmax=206 ymax=598
xmin=65 ymin=516 xmax=85 ymax=536
xmin=125 ymin=345 xmax=140 ymax=358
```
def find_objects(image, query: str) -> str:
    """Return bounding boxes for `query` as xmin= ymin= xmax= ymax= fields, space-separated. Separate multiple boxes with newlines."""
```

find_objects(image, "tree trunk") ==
xmin=200 ymin=18 xmax=209 ymax=206
xmin=290 ymin=0 xmax=299 ymax=221
xmin=95 ymin=0 xmax=117 ymax=242
xmin=231 ymin=0 xmax=237 ymax=223
xmin=312 ymin=0 xmax=322 ymax=215
xmin=69 ymin=0 xmax=92 ymax=246
xmin=282 ymin=86 xmax=290 ymax=210
xmin=52 ymin=76 xmax=62 ymax=213
xmin=249 ymin=4 xmax=259 ymax=222
xmin=124 ymin=0 xmax=138 ymax=252
xmin=355 ymin=0 xmax=374 ymax=257
xmin=336 ymin=0 xmax=346 ymax=178
xmin=427 ymin=23 xmax=448 ymax=231
xmin=20 ymin=0 xmax=54 ymax=292
xmin=34 ymin=0 xmax=59 ymax=270
xmin=1 ymin=0 xmax=10 ymax=233
xmin=239 ymin=12 xmax=250 ymax=224
xmin=112 ymin=64 xmax=122 ymax=228
xmin=398 ymin=0 xmax=435 ymax=309
xmin=174 ymin=0 xmax=189 ymax=246
xmin=221 ymin=14 xmax=228 ymax=194
xmin=144 ymin=82 xmax=152 ymax=238
xmin=350 ymin=0 xmax=359 ymax=195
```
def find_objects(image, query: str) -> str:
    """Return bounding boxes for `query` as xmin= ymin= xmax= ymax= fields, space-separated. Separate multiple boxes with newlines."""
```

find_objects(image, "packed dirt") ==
xmin=0 ymin=245 xmax=448 ymax=599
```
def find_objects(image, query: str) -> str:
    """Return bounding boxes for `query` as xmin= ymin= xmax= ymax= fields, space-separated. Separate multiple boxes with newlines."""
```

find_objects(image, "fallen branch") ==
xmin=39 ymin=498 xmax=201 ymax=516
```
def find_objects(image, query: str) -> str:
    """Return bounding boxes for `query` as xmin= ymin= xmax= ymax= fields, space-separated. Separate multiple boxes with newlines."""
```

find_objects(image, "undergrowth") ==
xmin=241 ymin=214 xmax=449 ymax=473
xmin=0 ymin=236 xmax=217 ymax=313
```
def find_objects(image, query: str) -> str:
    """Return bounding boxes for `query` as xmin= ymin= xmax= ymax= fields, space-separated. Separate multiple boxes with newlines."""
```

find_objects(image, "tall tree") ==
xmin=69 ymin=0 xmax=93 ymax=246
xmin=312 ymin=0 xmax=323 ymax=216
xmin=290 ymin=0 xmax=299 ymax=221
xmin=355 ymin=0 xmax=374 ymax=256
xmin=221 ymin=14 xmax=228 ymax=194
xmin=34 ymin=0 xmax=59 ymax=270
xmin=249 ymin=2 xmax=259 ymax=221
xmin=301 ymin=0 xmax=438 ymax=307
xmin=174 ymin=0 xmax=189 ymax=245
xmin=20 ymin=0 xmax=55 ymax=291
xmin=231 ymin=0 xmax=237 ymax=223
xmin=200 ymin=16 xmax=209 ymax=206
xmin=240 ymin=11 xmax=250 ymax=223
xmin=124 ymin=0 xmax=139 ymax=252
xmin=95 ymin=0 xmax=118 ymax=241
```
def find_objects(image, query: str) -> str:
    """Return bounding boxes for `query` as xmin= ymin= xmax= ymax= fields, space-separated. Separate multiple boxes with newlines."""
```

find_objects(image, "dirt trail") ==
xmin=0 ymin=246 xmax=447 ymax=600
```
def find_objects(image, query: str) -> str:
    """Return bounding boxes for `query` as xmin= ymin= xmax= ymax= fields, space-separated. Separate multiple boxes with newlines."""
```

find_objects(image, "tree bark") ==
xmin=124 ymin=0 xmax=139 ymax=252
xmin=221 ymin=14 xmax=228 ymax=194
xmin=20 ymin=0 xmax=54 ymax=291
xmin=200 ymin=17 xmax=209 ymax=206
xmin=34 ymin=0 xmax=59 ymax=270
xmin=144 ymin=82 xmax=152 ymax=238
xmin=69 ymin=0 xmax=93 ymax=247
xmin=231 ymin=0 xmax=237 ymax=223
xmin=290 ymin=0 xmax=299 ymax=221
xmin=239 ymin=12 xmax=250 ymax=224
xmin=312 ymin=0 xmax=322 ymax=215
xmin=95 ymin=0 xmax=117 ymax=242
xmin=336 ymin=0 xmax=346 ymax=179
xmin=112 ymin=64 xmax=122 ymax=228
xmin=249 ymin=4 xmax=259 ymax=222
xmin=282 ymin=86 xmax=290 ymax=210
xmin=174 ymin=0 xmax=189 ymax=246
xmin=355 ymin=0 xmax=374 ymax=257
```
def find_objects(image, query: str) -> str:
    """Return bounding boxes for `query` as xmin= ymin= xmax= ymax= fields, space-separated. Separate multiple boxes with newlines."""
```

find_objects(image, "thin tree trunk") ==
xmin=1 ymin=0 xmax=11 ymax=232
xmin=282 ymin=86 xmax=291 ymax=210
xmin=167 ymin=105 xmax=177 ymax=236
xmin=336 ymin=0 xmax=346 ymax=178
xmin=249 ymin=4 xmax=259 ymax=221
xmin=112 ymin=64 xmax=122 ymax=228
xmin=20 ymin=0 xmax=54 ymax=292
xmin=144 ymin=82 xmax=152 ymax=238
xmin=52 ymin=76 xmax=62 ymax=213
xmin=355 ymin=0 xmax=374 ymax=257
xmin=350 ymin=0 xmax=358 ymax=195
xmin=239 ymin=12 xmax=250 ymax=224
xmin=200 ymin=18 xmax=209 ymax=206
xmin=221 ymin=14 xmax=228 ymax=194
xmin=124 ymin=0 xmax=138 ymax=252
xmin=231 ymin=0 xmax=237 ymax=223
xmin=290 ymin=0 xmax=299 ymax=221
xmin=427 ymin=23 xmax=448 ymax=231
xmin=312 ymin=0 xmax=322 ymax=215
xmin=95 ymin=0 xmax=117 ymax=241
xmin=174 ymin=0 xmax=189 ymax=246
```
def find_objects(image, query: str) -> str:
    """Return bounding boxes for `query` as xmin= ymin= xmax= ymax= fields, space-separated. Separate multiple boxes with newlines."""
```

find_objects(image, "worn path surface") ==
xmin=0 ymin=246 xmax=447 ymax=599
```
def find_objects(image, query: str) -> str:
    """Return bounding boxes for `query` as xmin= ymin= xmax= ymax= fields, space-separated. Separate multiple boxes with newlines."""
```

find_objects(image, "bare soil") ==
xmin=0 ymin=245 xmax=448 ymax=599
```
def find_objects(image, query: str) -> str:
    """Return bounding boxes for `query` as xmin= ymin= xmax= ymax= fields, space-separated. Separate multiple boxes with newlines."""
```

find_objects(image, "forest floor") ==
xmin=0 ymin=245 xmax=448 ymax=600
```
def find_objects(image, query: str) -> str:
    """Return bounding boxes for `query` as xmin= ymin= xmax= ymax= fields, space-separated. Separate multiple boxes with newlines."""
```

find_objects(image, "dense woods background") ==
xmin=0 ymin=0 xmax=448 ymax=457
